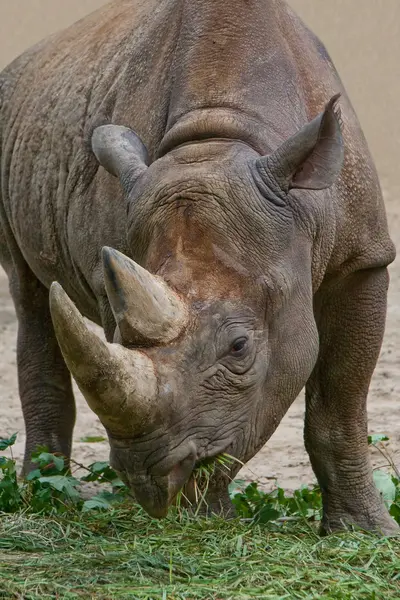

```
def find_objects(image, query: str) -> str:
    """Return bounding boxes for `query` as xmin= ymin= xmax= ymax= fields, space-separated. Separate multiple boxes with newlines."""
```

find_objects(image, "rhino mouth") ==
xmin=125 ymin=445 xmax=197 ymax=518
xmin=125 ymin=442 xmax=234 ymax=518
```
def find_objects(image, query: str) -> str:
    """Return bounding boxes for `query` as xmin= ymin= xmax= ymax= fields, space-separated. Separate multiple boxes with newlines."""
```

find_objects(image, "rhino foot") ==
xmin=320 ymin=505 xmax=399 ymax=537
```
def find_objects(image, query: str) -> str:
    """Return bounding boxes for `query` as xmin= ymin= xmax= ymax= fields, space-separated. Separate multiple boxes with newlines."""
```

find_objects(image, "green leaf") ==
xmin=29 ymin=486 xmax=53 ymax=512
xmin=229 ymin=479 xmax=247 ymax=498
xmin=89 ymin=461 xmax=110 ymax=472
xmin=81 ymin=461 xmax=118 ymax=483
xmin=389 ymin=502 xmax=400 ymax=524
xmin=30 ymin=445 xmax=50 ymax=459
xmin=38 ymin=475 xmax=81 ymax=500
xmin=243 ymin=482 xmax=263 ymax=503
xmin=80 ymin=436 xmax=107 ymax=443
xmin=373 ymin=470 xmax=396 ymax=506
xmin=82 ymin=496 xmax=112 ymax=511
xmin=111 ymin=479 xmax=127 ymax=489
xmin=256 ymin=506 xmax=281 ymax=523
xmin=82 ymin=490 xmax=123 ymax=512
xmin=0 ymin=458 xmax=16 ymax=474
xmin=26 ymin=469 xmax=42 ymax=481
xmin=0 ymin=433 xmax=17 ymax=451
xmin=32 ymin=452 xmax=65 ymax=472
xmin=368 ymin=434 xmax=389 ymax=445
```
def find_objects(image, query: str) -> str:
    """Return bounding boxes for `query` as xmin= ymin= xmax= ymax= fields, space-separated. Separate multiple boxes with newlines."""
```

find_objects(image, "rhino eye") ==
xmin=230 ymin=337 xmax=248 ymax=356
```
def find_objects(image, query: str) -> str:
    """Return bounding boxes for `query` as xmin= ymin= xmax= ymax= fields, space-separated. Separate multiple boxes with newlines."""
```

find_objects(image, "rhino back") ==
xmin=0 ymin=0 xmax=181 ymax=317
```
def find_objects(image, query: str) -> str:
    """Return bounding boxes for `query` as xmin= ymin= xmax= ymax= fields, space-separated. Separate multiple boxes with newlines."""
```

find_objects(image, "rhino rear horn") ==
xmin=49 ymin=282 xmax=157 ymax=434
xmin=102 ymin=247 xmax=188 ymax=346
xmin=257 ymin=94 xmax=344 ymax=193
xmin=92 ymin=125 xmax=149 ymax=188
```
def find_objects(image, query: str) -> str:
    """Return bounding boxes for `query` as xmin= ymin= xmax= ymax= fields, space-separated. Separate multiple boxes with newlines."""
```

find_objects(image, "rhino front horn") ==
xmin=49 ymin=282 xmax=158 ymax=434
xmin=102 ymin=247 xmax=188 ymax=346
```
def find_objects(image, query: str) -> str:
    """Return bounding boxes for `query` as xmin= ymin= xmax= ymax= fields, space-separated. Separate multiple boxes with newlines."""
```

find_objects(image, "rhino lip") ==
xmin=200 ymin=437 xmax=235 ymax=463
xmin=178 ymin=439 xmax=235 ymax=490
xmin=128 ymin=473 xmax=170 ymax=518
xmin=143 ymin=502 xmax=169 ymax=519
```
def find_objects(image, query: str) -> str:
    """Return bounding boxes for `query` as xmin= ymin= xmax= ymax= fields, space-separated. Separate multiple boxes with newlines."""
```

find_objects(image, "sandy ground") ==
xmin=0 ymin=187 xmax=399 ymax=490
xmin=0 ymin=0 xmax=400 ymax=491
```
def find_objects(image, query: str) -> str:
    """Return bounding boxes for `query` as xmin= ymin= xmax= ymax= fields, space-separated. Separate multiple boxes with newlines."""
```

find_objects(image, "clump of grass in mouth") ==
xmin=175 ymin=453 xmax=243 ymax=513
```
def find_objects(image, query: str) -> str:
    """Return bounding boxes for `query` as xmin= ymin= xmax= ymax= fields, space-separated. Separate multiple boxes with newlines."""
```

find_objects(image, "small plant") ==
xmin=0 ymin=433 xmax=22 ymax=512
xmin=229 ymin=480 xmax=323 ymax=524
xmin=368 ymin=433 xmax=400 ymax=522
xmin=0 ymin=434 xmax=127 ymax=514
xmin=227 ymin=433 xmax=400 ymax=525
xmin=1 ymin=432 xmax=399 ymax=526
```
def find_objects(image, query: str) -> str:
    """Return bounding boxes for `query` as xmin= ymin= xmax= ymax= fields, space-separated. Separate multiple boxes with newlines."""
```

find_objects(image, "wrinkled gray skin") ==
xmin=0 ymin=0 xmax=397 ymax=534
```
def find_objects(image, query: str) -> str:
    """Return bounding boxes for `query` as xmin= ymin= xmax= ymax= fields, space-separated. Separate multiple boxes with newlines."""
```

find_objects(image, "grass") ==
xmin=0 ymin=507 xmax=399 ymax=599
xmin=0 ymin=434 xmax=399 ymax=599
xmin=175 ymin=453 xmax=241 ymax=512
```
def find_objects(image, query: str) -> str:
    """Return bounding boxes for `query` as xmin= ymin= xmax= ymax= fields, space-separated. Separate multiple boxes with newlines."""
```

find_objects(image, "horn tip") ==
xmin=102 ymin=247 xmax=124 ymax=287
xmin=326 ymin=93 xmax=342 ymax=113
xmin=102 ymin=247 xmax=139 ymax=281
xmin=49 ymin=282 xmax=75 ymax=333
xmin=49 ymin=283 xmax=77 ymax=324
xmin=49 ymin=281 xmax=65 ymax=304
xmin=102 ymin=246 xmax=123 ymax=265
xmin=101 ymin=246 xmax=114 ymax=262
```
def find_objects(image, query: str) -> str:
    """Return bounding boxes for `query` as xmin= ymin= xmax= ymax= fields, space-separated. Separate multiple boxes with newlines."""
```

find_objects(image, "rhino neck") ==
xmin=159 ymin=0 xmax=305 ymax=157
xmin=157 ymin=108 xmax=272 ymax=158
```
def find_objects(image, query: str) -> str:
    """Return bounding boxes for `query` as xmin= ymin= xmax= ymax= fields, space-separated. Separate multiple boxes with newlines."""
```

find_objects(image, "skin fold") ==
xmin=0 ymin=0 xmax=397 ymax=533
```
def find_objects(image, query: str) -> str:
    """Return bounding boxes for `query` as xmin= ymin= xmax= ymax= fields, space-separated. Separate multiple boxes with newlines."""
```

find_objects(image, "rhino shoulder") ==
xmin=1 ymin=39 xmax=50 ymax=118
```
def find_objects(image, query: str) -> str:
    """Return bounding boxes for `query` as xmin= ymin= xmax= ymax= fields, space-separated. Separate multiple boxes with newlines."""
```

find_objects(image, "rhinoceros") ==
xmin=0 ymin=0 xmax=397 ymax=534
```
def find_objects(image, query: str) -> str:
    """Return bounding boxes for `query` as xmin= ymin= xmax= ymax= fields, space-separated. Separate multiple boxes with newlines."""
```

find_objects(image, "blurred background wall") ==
xmin=1 ymin=0 xmax=399 ymax=191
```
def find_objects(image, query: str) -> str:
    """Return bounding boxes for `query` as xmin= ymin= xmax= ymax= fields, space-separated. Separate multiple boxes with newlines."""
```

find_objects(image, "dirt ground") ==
xmin=0 ymin=0 xmax=400 ymax=491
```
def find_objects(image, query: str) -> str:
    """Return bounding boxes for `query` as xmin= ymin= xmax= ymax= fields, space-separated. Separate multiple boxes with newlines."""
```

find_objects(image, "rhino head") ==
xmin=50 ymin=95 xmax=344 ymax=518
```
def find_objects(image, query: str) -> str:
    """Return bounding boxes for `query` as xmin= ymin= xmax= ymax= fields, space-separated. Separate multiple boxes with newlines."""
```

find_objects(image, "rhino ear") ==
xmin=256 ymin=94 xmax=344 ymax=193
xmin=91 ymin=125 xmax=149 ymax=187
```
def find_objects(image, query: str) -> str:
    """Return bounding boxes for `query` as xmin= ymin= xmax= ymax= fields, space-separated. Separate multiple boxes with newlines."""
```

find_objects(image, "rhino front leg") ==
xmin=10 ymin=269 xmax=76 ymax=474
xmin=305 ymin=266 xmax=398 ymax=535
